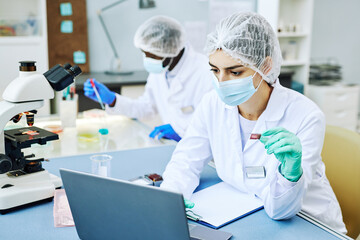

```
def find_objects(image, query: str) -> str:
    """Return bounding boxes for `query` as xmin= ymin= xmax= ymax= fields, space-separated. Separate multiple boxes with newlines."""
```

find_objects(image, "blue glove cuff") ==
xmin=106 ymin=92 xmax=116 ymax=105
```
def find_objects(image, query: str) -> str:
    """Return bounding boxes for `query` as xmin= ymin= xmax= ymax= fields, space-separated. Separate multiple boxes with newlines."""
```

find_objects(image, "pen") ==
xmin=62 ymin=88 xmax=68 ymax=100
xmin=90 ymin=78 xmax=105 ymax=110
xmin=70 ymin=84 xmax=75 ymax=100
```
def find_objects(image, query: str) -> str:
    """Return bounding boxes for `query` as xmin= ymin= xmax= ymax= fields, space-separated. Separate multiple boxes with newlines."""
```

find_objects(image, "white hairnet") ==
xmin=205 ymin=12 xmax=282 ymax=84
xmin=134 ymin=16 xmax=186 ymax=58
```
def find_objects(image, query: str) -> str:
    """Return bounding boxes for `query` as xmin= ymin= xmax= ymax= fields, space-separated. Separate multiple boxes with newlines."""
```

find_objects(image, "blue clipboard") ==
xmin=187 ymin=206 xmax=264 ymax=229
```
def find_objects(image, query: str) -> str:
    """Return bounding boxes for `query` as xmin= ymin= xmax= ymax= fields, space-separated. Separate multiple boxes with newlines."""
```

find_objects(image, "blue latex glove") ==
xmin=83 ymin=79 xmax=116 ymax=105
xmin=260 ymin=127 xmax=303 ymax=182
xmin=184 ymin=198 xmax=194 ymax=209
xmin=149 ymin=124 xmax=181 ymax=142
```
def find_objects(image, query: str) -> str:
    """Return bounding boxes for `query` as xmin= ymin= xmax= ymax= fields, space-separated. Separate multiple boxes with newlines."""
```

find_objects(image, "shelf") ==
xmin=258 ymin=0 xmax=313 ymax=87
xmin=0 ymin=36 xmax=43 ymax=44
xmin=277 ymin=32 xmax=308 ymax=38
xmin=282 ymin=60 xmax=307 ymax=66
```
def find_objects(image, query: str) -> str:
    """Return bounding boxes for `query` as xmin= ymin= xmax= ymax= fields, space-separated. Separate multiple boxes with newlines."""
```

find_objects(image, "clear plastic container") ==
xmin=90 ymin=154 xmax=112 ymax=177
xmin=60 ymin=94 xmax=78 ymax=128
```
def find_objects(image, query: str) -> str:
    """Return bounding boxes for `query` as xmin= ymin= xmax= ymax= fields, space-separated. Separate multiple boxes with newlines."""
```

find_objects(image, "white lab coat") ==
xmin=161 ymin=81 xmax=347 ymax=233
xmin=105 ymin=44 xmax=213 ymax=137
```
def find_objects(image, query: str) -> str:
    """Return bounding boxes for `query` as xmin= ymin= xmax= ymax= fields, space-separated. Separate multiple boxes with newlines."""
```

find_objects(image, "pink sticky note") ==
xmin=53 ymin=189 xmax=74 ymax=227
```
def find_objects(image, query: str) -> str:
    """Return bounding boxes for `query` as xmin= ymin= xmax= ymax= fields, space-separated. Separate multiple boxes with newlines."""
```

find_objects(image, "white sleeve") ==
xmin=160 ymin=96 xmax=213 ymax=199
xmin=105 ymin=80 xmax=157 ymax=119
xmin=261 ymin=110 xmax=325 ymax=220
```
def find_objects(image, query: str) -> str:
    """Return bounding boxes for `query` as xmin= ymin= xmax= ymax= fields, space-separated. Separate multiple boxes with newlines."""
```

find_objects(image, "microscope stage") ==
xmin=5 ymin=126 xmax=59 ymax=148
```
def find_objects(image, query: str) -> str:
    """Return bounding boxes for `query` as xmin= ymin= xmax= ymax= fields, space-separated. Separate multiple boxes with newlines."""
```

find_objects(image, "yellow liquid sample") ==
xmin=77 ymin=132 xmax=99 ymax=142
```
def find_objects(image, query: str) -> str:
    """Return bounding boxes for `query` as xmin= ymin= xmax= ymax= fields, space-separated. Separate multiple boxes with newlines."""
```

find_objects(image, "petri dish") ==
xmin=43 ymin=125 xmax=63 ymax=134
xmin=77 ymin=132 xmax=99 ymax=142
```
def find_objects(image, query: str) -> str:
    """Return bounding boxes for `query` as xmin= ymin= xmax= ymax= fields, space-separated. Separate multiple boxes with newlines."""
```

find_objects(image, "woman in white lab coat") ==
xmin=84 ymin=16 xmax=213 ymax=141
xmin=160 ymin=12 xmax=347 ymax=233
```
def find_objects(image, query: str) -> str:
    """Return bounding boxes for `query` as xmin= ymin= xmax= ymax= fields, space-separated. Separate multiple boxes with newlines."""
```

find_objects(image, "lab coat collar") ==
xmin=167 ymin=43 xmax=194 ymax=96
xmin=242 ymin=80 xmax=288 ymax=151
xmin=170 ymin=42 xmax=192 ymax=79
xmin=220 ymin=80 xmax=288 ymax=152
xmin=166 ymin=43 xmax=188 ymax=78
xmin=225 ymin=104 xmax=244 ymax=160
xmin=262 ymin=80 xmax=289 ymax=122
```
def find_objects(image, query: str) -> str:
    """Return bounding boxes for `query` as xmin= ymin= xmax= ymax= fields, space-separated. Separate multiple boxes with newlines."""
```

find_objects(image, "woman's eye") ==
xmin=210 ymin=69 xmax=219 ymax=73
xmin=231 ymin=71 xmax=242 ymax=76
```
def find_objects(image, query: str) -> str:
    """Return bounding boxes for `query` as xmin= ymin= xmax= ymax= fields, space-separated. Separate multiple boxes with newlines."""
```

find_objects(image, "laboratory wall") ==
xmin=311 ymin=0 xmax=360 ymax=112
xmin=86 ymin=0 xmax=255 ymax=73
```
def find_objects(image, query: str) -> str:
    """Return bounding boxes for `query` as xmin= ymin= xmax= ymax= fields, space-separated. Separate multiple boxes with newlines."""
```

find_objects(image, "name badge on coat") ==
xmin=245 ymin=166 xmax=266 ymax=179
xmin=181 ymin=105 xmax=194 ymax=114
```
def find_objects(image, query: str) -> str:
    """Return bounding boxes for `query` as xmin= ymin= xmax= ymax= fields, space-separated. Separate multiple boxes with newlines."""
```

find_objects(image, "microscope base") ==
xmin=0 ymin=170 xmax=62 ymax=214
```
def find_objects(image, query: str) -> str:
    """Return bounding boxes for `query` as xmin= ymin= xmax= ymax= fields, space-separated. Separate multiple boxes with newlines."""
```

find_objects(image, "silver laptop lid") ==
xmin=60 ymin=168 xmax=191 ymax=240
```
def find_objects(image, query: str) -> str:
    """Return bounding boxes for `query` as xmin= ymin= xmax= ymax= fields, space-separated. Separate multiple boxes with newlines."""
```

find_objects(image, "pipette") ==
xmin=90 ymin=78 xmax=105 ymax=110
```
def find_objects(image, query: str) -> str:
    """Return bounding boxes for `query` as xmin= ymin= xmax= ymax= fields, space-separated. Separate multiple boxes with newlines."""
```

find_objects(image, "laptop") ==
xmin=60 ymin=169 xmax=232 ymax=240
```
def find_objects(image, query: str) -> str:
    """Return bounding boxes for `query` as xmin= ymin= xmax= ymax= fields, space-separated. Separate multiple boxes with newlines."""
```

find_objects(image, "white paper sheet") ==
xmin=190 ymin=182 xmax=263 ymax=228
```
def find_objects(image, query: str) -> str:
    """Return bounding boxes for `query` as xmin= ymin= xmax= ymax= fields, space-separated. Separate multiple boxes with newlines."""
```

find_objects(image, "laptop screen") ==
xmin=60 ymin=168 xmax=192 ymax=240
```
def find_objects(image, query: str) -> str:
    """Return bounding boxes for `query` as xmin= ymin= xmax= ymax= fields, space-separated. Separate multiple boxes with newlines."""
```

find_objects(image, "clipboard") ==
xmin=187 ymin=182 xmax=264 ymax=229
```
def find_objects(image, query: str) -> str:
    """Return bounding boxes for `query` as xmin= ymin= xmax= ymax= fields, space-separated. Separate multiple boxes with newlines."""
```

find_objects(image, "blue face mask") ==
xmin=143 ymin=55 xmax=169 ymax=74
xmin=212 ymin=72 xmax=263 ymax=106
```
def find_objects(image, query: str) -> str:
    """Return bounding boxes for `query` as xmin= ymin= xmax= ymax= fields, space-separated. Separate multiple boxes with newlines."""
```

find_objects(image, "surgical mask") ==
xmin=143 ymin=55 xmax=171 ymax=74
xmin=212 ymin=72 xmax=263 ymax=106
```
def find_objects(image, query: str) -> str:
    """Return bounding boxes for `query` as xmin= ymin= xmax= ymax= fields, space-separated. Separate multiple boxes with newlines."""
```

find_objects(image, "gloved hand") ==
xmin=149 ymin=124 xmax=181 ymax=142
xmin=184 ymin=198 xmax=194 ymax=209
xmin=260 ymin=127 xmax=303 ymax=182
xmin=83 ymin=79 xmax=116 ymax=105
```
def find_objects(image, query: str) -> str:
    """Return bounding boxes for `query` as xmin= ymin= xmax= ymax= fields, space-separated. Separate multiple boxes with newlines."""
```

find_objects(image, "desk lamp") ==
xmin=97 ymin=0 xmax=156 ymax=75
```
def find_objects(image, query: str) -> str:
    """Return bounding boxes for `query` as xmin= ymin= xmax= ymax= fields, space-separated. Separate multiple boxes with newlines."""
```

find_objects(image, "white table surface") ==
xmin=5 ymin=112 xmax=175 ymax=159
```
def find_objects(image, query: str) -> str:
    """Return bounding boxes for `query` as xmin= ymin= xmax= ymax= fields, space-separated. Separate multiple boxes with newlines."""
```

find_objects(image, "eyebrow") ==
xmin=209 ymin=62 xmax=244 ymax=70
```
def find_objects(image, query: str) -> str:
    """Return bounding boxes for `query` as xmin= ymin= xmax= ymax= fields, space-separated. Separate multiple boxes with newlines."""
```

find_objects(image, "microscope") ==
xmin=0 ymin=61 xmax=81 ymax=214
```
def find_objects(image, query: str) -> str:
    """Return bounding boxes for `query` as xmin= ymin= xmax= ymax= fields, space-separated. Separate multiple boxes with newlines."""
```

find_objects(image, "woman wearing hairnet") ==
xmin=160 ymin=12 xmax=346 ymax=233
xmin=84 ymin=16 xmax=213 ymax=141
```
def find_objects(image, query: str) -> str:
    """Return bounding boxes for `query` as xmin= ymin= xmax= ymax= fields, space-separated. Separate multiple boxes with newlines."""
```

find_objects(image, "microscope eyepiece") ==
xmin=62 ymin=63 xmax=81 ymax=77
xmin=63 ymin=63 xmax=72 ymax=70
xmin=43 ymin=63 xmax=82 ymax=91
xmin=19 ymin=61 xmax=36 ymax=72
xmin=69 ymin=65 xmax=82 ymax=77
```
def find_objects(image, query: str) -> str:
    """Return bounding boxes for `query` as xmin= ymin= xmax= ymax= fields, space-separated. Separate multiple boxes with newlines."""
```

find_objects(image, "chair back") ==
xmin=321 ymin=125 xmax=360 ymax=238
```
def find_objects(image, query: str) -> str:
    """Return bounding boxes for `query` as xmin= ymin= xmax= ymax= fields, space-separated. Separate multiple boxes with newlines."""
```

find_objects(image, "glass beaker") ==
xmin=90 ymin=154 xmax=112 ymax=177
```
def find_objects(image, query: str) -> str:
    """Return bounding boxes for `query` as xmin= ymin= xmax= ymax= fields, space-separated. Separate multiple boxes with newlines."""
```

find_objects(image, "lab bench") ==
xmin=0 ymin=145 xmax=350 ymax=240
xmin=19 ymin=113 xmax=174 ymax=159
xmin=74 ymin=71 xmax=148 ymax=112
